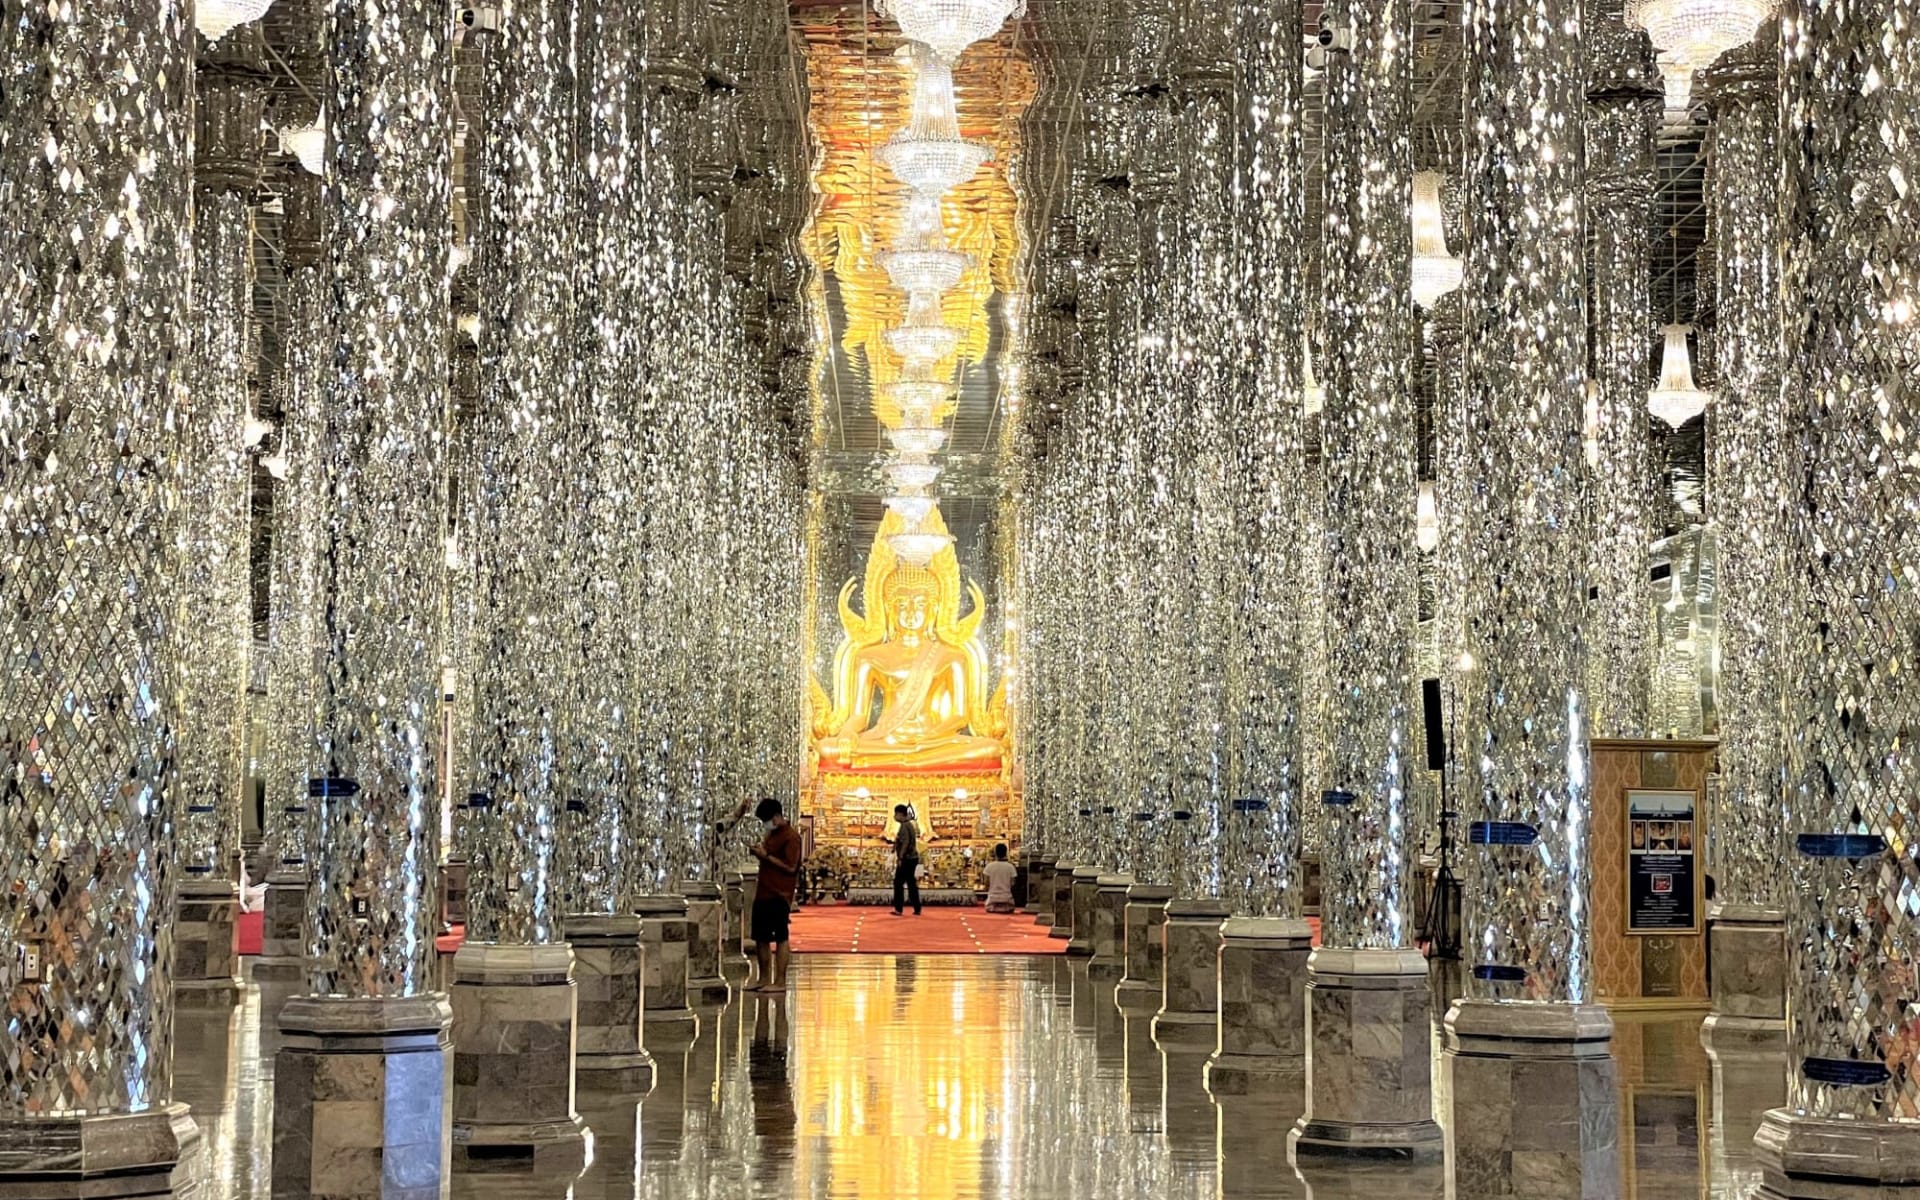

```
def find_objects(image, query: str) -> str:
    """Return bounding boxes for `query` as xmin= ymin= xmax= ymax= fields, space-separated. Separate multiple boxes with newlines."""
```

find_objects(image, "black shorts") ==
xmin=751 ymin=896 xmax=792 ymax=946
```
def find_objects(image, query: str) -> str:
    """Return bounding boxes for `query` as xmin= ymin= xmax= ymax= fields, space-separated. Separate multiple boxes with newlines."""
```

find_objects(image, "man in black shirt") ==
xmin=888 ymin=803 xmax=922 ymax=916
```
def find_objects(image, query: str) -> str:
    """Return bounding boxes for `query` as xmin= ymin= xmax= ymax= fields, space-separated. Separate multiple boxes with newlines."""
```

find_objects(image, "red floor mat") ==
xmin=237 ymin=908 xmax=263 ymax=957
xmin=788 ymin=905 xmax=1066 ymax=955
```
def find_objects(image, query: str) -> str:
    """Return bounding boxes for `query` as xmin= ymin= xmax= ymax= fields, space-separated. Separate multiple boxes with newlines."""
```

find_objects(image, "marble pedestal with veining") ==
xmin=1208 ymin=916 xmax=1313 ymax=1095
xmin=1442 ymin=998 xmax=1618 ymax=1198
xmin=1048 ymin=860 xmax=1078 ymax=940
xmin=635 ymin=894 xmax=699 ymax=1047
xmin=1088 ymin=874 xmax=1134 ymax=979
xmin=173 ymin=877 xmax=244 ymax=1005
xmin=1292 ymin=948 xmax=1442 ymax=1159
xmin=251 ymin=869 xmax=309 ymax=987
xmin=273 ymin=993 xmax=454 ymax=1200
xmin=1117 ymin=883 xmax=1173 ymax=1008
xmin=1701 ymin=1014 xmax=1785 ymax=1199
xmin=1029 ymin=857 xmax=1056 ymax=925
xmin=1753 ymin=1110 xmax=1920 ymax=1199
xmin=449 ymin=942 xmax=589 ymax=1171
xmin=680 ymin=880 xmax=732 ymax=1007
xmin=0 ymin=1105 xmax=199 ymax=1199
xmin=566 ymin=914 xmax=654 ymax=1093
xmin=739 ymin=874 xmax=760 ymax=956
xmin=1066 ymin=865 xmax=1104 ymax=957
xmin=721 ymin=872 xmax=752 ymax=980
xmin=1706 ymin=902 xmax=1787 ymax=1035
xmin=1023 ymin=854 xmax=1049 ymax=916
xmin=1153 ymin=897 xmax=1228 ymax=1047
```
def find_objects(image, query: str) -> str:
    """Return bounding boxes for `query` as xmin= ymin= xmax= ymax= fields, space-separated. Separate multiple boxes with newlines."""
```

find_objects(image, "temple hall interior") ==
xmin=1 ymin=0 xmax=1916 ymax=1197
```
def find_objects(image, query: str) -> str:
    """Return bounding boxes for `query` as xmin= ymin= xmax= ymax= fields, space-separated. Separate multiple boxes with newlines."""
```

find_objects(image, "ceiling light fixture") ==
xmin=1627 ymin=0 xmax=1774 ymax=114
xmin=876 ymin=52 xmax=991 ymax=196
xmin=196 ymin=0 xmax=274 ymax=41
xmin=1410 ymin=171 xmax=1462 ymax=309
xmin=876 ymin=0 xmax=1024 ymax=63
xmin=1647 ymin=324 xmax=1710 ymax=427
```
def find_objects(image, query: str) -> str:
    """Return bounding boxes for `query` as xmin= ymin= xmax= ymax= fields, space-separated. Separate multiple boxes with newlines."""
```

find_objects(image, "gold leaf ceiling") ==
xmin=794 ymin=5 xmax=1034 ymax=431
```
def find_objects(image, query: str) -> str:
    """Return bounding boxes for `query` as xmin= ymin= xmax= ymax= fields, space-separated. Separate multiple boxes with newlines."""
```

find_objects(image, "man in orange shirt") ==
xmin=748 ymin=797 xmax=804 ymax=994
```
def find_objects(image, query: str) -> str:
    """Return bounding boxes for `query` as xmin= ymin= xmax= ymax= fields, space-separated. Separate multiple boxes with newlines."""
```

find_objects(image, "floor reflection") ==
xmin=173 ymin=954 xmax=1774 ymax=1199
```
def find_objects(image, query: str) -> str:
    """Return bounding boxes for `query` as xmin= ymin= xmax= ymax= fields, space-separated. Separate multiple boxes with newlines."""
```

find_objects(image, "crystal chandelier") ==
xmin=888 ymin=527 xmax=955 ymax=567
xmin=886 ymin=424 xmax=948 ymax=455
xmin=1410 ymin=172 xmax=1463 ymax=309
xmin=876 ymin=0 xmax=1024 ymax=63
xmin=281 ymin=120 xmax=325 ymax=176
xmin=196 ymin=0 xmax=274 ymax=41
xmin=886 ymin=454 xmax=943 ymax=491
xmin=1303 ymin=334 xmax=1325 ymax=416
xmin=1647 ymin=324 xmax=1710 ymax=427
xmin=886 ymin=494 xmax=938 ymax=525
xmin=884 ymin=291 xmax=963 ymax=365
xmin=876 ymin=53 xmax=991 ymax=196
xmin=881 ymin=378 xmax=955 ymax=413
xmin=1415 ymin=481 xmax=1440 ymax=553
xmin=1628 ymin=0 xmax=1774 ymax=113
xmin=878 ymin=248 xmax=969 ymax=296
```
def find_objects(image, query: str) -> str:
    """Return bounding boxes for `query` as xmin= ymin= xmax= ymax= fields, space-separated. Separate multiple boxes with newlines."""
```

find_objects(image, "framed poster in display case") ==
xmin=1625 ymin=788 xmax=1700 ymax=934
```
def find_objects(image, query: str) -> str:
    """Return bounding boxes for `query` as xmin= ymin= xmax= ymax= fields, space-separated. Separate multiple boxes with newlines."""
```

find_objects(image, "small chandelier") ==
xmin=1415 ymin=481 xmax=1440 ymax=553
xmin=1410 ymin=172 xmax=1463 ymax=309
xmin=1302 ymin=334 xmax=1325 ymax=416
xmin=197 ymin=0 xmax=274 ymax=41
xmin=886 ymin=494 xmax=938 ymax=525
xmin=879 ymin=248 xmax=970 ymax=296
xmin=886 ymin=424 xmax=948 ymax=455
xmin=882 ymin=378 xmax=955 ymax=414
xmin=885 ymin=292 xmax=963 ymax=366
xmin=1628 ymin=0 xmax=1774 ymax=114
xmin=876 ymin=0 xmax=1025 ymax=63
xmin=281 ymin=120 xmax=326 ymax=176
xmin=1647 ymin=324 xmax=1710 ymax=427
xmin=888 ymin=528 xmax=955 ymax=567
xmin=886 ymin=454 xmax=943 ymax=491
xmin=876 ymin=53 xmax=991 ymax=196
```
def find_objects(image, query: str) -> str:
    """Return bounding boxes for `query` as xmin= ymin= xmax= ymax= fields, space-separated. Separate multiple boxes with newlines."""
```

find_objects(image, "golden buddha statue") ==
xmin=811 ymin=508 xmax=1007 ymax=773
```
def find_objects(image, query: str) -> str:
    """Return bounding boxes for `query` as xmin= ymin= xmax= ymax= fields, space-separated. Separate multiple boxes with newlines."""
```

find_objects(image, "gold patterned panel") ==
xmin=1591 ymin=739 xmax=1717 ymax=1007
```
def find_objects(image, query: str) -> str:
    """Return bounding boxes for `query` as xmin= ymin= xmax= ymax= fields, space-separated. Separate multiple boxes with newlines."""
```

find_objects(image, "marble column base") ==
xmin=1701 ymin=1014 xmax=1786 ymax=1198
xmin=1117 ymin=884 xmax=1174 ymax=1008
xmin=1707 ymin=901 xmax=1788 ymax=1026
xmin=1152 ymin=897 xmax=1228 ymax=1048
xmin=1021 ymin=855 xmax=1048 ymax=916
xmin=636 ymin=894 xmax=699 ymax=1048
xmin=172 ymin=877 xmax=244 ymax=1005
xmin=251 ymin=868 xmax=310 ymax=986
xmin=567 ymin=914 xmax=654 ymax=1093
xmin=1066 ymin=865 xmax=1104 ymax=957
xmin=1088 ymin=874 xmax=1134 ymax=979
xmin=739 ymin=875 xmax=760 ymax=956
xmin=449 ymin=942 xmax=588 ymax=1172
xmin=1754 ymin=1109 xmax=1920 ymax=1199
xmin=1291 ymin=948 xmax=1441 ymax=1159
xmin=1208 ymin=916 xmax=1313 ymax=1095
xmin=0 ymin=1104 xmax=199 ymax=1199
xmin=679 ymin=880 xmax=732 ymax=1007
xmin=1048 ymin=860 xmax=1078 ymax=941
xmin=1029 ymin=857 xmax=1056 ymax=925
xmin=274 ymin=993 xmax=454 ymax=1200
xmin=1442 ymin=998 xmax=1618 ymax=1198
xmin=721 ymin=873 xmax=752 ymax=980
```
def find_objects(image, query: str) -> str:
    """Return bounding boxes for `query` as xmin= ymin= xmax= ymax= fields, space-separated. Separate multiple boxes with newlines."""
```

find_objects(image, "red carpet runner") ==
xmin=788 ymin=905 xmax=1066 ymax=955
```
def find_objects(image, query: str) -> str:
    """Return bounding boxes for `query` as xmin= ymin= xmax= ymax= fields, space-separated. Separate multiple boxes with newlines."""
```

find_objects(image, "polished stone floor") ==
xmin=175 ymin=954 xmax=1778 ymax=1199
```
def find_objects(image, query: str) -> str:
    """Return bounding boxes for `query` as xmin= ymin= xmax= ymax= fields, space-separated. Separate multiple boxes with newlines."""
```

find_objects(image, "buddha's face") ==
xmin=891 ymin=584 xmax=932 ymax=635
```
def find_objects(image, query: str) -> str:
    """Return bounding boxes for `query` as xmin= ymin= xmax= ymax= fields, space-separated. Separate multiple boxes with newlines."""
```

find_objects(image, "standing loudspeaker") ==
xmin=1421 ymin=678 xmax=1445 ymax=770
